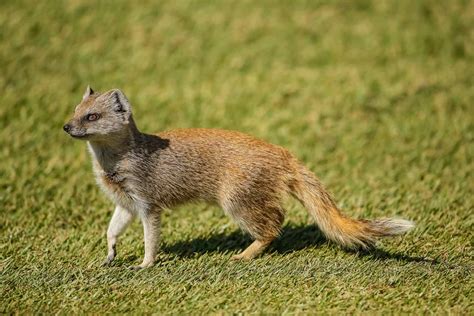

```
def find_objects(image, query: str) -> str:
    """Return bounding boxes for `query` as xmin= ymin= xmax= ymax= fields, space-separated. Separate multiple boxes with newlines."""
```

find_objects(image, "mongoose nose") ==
xmin=63 ymin=124 xmax=71 ymax=132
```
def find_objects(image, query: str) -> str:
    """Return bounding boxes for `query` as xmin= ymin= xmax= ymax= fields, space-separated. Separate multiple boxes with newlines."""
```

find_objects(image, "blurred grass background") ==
xmin=0 ymin=0 xmax=473 ymax=313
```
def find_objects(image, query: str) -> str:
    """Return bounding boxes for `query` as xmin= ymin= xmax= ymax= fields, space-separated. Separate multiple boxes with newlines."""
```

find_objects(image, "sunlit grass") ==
xmin=1 ymin=0 xmax=473 ymax=313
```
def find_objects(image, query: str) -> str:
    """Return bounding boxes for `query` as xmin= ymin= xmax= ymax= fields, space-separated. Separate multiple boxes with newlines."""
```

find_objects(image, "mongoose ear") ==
xmin=83 ymin=85 xmax=94 ymax=100
xmin=109 ymin=89 xmax=131 ymax=113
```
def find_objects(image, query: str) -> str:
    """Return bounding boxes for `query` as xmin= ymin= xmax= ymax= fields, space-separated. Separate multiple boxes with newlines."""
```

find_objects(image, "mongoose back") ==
xmin=64 ymin=86 xmax=414 ymax=269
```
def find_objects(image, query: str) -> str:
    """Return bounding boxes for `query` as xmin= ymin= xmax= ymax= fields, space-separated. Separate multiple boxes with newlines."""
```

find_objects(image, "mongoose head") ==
xmin=63 ymin=86 xmax=134 ymax=142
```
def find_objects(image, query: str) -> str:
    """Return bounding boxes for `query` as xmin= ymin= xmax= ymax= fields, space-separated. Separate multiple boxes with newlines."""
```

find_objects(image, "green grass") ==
xmin=1 ymin=0 xmax=473 ymax=314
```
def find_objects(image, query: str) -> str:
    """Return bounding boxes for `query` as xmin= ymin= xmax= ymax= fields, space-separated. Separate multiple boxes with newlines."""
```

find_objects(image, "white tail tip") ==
xmin=378 ymin=218 xmax=415 ymax=235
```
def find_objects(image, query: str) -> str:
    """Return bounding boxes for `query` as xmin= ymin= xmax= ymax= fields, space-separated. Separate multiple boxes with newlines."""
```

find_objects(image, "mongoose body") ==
xmin=96 ymin=128 xmax=293 ymax=212
xmin=64 ymin=87 xmax=414 ymax=269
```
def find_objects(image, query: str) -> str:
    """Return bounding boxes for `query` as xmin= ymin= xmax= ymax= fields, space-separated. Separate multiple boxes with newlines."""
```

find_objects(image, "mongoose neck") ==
xmin=87 ymin=116 xmax=143 ymax=173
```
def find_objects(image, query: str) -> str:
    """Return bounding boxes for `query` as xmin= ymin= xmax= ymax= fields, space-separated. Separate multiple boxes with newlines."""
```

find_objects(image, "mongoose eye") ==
xmin=86 ymin=113 xmax=100 ymax=121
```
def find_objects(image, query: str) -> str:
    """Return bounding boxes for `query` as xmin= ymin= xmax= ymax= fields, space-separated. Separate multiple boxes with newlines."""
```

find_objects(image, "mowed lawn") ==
xmin=1 ymin=0 xmax=473 ymax=314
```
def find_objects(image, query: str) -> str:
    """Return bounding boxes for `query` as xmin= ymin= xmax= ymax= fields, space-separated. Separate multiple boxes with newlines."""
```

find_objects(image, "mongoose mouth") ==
xmin=70 ymin=133 xmax=90 ymax=139
xmin=63 ymin=124 xmax=89 ymax=139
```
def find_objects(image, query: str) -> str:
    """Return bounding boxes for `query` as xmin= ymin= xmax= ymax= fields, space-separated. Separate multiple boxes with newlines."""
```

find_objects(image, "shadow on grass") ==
xmin=162 ymin=224 xmax=326 ymax=257
xmin=162 ymin=223 xmax=439 ymax=265
xmin=355 ymin=248 xmax=440 ymax=264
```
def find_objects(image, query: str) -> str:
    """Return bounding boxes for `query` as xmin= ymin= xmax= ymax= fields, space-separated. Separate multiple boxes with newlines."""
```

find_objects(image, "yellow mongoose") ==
xmin=64 ymin=86 xmax=414 ymax=269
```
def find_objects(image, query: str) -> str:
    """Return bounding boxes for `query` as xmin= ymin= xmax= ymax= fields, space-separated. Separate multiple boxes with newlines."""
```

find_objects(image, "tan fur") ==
xmin=64 ymin=87 xmax=414 ymax=269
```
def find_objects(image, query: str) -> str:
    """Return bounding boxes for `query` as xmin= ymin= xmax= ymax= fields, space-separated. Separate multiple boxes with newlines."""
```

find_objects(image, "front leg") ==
xmin=131 ymin=209 xmax=161 ymax=269
xmin=103 ymin=205 xmax=135 ymax=266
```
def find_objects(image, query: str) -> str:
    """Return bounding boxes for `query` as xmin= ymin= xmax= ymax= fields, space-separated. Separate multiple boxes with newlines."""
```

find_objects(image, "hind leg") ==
xmin=227 ymin=206 xmax=285 ymax=260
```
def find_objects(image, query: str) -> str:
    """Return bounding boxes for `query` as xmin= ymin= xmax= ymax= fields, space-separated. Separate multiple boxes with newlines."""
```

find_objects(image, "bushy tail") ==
xmin=291 ymin=164 xmax=414 ymax=249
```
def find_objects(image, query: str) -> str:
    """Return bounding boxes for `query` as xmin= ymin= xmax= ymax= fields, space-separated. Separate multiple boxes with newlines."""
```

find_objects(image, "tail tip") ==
xmin=383 ymin=218 xmax=415 ymax=235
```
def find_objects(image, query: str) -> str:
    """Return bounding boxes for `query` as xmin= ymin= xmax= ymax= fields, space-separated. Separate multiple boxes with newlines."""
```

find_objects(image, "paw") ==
xmin=128 ymin=261 xmax=154 ymax=270
xmin=231 ymin=254 xmax=252 ymax=261
xmin=101 ymin=254 xmax=115 ymax=267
